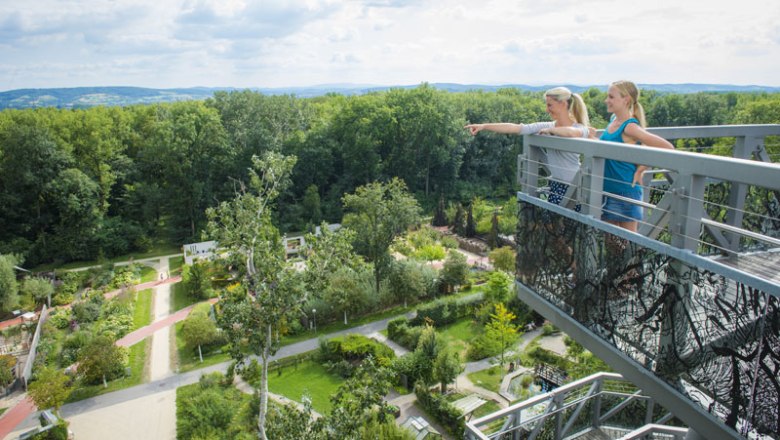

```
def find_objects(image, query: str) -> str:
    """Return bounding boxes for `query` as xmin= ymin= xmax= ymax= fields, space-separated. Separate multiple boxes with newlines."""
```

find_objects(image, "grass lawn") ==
xmin=139 ymin=266 xmax=158 ymax=283
xmin=437 ymin=318 xmax=481 ymax=360
xmin=170 ymin=282 xmax=199 ymax=314
xmin=133 ymin=289 xmax=153 ymax=329
xmin=268 ymin=359 xmax=344 ymax=415
xmin=467 ymin=365 xmax=505 ymax=394
xmin=168 ymin=256 xmax=184 ymax=276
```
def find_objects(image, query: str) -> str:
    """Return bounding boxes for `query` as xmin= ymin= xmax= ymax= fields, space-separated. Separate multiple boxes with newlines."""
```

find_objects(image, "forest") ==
xmin=1 ymin=84 xmax=779 ymax=267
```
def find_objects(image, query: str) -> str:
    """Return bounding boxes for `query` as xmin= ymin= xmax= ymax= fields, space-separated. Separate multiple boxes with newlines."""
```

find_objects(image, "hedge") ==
xmin=414 ymin=382 xmax=464 ymax=436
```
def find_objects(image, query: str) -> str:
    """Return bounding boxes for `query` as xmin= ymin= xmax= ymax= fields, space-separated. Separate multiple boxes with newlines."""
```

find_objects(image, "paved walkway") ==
xmin=150 ymin=257 xmax=173 ymax=382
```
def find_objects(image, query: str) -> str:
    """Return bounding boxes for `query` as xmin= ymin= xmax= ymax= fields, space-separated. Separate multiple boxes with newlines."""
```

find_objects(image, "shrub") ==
xmin=413 ymin=244 xmax=446 ymax=261
xmin=467 ymin=334 xmax=501 ymax=361
xmin=60 ymin=330 xmax=93 ymax=365
xmin=414 ymin=382 xmax=464 ymax=436
xmin=322 ymin=334 xmax=395 ymax=366
xmin=47 ymin=311 xmax=71 ymax=330
xmin=440 ymin=235 xmax=458 ymax=249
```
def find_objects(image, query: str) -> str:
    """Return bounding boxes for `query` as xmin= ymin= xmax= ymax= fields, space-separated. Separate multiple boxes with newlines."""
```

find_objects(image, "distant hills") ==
xmin=2 ymin=83 xmax=779 ymax=109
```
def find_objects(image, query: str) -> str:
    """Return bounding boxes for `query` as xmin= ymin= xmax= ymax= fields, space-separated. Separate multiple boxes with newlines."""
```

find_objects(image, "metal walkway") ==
xmin=467 ymin=124 xmax=780 ymax=440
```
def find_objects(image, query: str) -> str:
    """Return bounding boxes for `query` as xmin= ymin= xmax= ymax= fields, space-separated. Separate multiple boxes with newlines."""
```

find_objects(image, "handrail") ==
xmin=524 ymin=134 xmax=780 ymax=191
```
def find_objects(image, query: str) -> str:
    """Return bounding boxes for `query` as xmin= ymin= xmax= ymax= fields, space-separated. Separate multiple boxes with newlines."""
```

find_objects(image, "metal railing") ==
xmin=510 ymin=125 xmax=780 ymax=439
xmin=465 ymin=372 xmax=674 ymax=440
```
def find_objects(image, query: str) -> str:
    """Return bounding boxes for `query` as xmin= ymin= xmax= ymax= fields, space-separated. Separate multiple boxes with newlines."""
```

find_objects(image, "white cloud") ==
xmin=0 ymin=0 xmax=778 ymax=89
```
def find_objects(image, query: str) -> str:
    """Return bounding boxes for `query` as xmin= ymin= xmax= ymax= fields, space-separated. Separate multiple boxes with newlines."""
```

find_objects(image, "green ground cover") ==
xmin=168 ymin=256 xmax=184 ymax=276
xmin=467 ymin=365 xmax=504 ymax=394
xmin=437 ymin=318 xmax=481 ymax=359
xmin=170 ymin=282 xmax=198 ymax=314
xmin=267 ymin=359 xmax=344 ymax=415
xmin=133 ymin=289 xmax=153 ymax=329
xmin=139 ymin=265 xmax=158 ymax=283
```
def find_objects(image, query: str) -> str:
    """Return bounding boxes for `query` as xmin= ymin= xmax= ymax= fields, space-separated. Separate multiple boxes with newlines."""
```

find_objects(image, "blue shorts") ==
xmin=548 ymin=180 xmax=581 ymax=212
xmin=601 ymin=193 xmax=642 ymax=222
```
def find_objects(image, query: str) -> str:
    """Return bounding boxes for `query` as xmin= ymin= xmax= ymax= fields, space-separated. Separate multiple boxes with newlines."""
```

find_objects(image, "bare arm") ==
xmin=538 ymin=126 xmax=594 ymax=138
xmin=624 ymin=124 xmax=674 ymax=186
xmin=623 ymin=124 xmax=675 ymax=150
xmin=464 ymin=123 xmax=522 ymax=135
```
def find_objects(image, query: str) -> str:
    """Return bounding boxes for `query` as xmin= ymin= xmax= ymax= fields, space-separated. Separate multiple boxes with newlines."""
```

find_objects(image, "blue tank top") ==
xmin=600 ymin=117 xmax=642 ymax=197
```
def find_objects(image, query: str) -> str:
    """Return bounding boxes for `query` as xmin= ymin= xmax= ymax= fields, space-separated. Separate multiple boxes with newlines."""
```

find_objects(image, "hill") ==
xmin=2 ymin=83 xmax=779 ymax=109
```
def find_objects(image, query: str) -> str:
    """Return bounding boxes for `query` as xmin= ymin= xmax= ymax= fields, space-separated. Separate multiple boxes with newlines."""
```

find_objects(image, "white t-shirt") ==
xmin=519 ymin=121 xmax=587 ymax=184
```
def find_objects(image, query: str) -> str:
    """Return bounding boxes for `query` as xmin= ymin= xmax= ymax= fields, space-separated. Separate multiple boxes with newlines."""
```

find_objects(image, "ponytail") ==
xmin=632 ymin=102 xmax=647 ymax=128
xmin=569 ymin=93 xmax=590 ymax=127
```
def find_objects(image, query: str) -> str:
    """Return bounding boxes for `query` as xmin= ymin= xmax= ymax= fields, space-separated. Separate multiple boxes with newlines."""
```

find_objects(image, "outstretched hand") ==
xmin=464 ymin=124 xmax=483 ymax=136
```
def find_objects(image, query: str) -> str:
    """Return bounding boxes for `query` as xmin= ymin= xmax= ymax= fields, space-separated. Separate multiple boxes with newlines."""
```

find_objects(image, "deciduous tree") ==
xmin=342 ymin=178 xmax=421 ymax=292
xmin=181 ymin=311 xmax=219 ymax=363
xmin=27 ymin=366 xmax=72 ymax=415
xmin=485 ymin=303 xmax=517 ymax=367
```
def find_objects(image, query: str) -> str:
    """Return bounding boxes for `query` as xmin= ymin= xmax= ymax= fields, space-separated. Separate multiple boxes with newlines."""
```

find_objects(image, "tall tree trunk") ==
xmin=257 ymin=325 xmax=272 ymax=440
xmin=343 ymin=310 xmax=348 ymax=325
xmin=198 ymin=345 xmax=203 ymax=363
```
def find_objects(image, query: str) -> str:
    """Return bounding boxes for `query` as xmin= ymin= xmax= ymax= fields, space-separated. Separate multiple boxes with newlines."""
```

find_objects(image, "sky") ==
xmin=1 ymin=0 xmax=779 ymax=91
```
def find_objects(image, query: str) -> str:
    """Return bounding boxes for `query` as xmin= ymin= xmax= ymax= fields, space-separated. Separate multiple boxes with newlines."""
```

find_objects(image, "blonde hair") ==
xmin=610 ymin=80 xmax=647 ymax=127
xmin=544 ymin=87 xmax=590 ymax=127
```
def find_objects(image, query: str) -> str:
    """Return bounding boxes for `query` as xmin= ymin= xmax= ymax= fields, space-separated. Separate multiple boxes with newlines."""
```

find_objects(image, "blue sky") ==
xmin=1 ymin=0 xmax=779 ymax=90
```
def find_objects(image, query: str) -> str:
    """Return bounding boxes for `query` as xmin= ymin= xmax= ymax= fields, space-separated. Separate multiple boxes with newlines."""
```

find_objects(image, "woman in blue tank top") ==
xmin=600 ymin=81 xmax=675 ymax=232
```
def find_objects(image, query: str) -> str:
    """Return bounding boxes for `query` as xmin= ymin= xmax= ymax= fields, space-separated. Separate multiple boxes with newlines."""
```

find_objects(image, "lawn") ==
xmin=267 ymin=359 xmax=344 ymax=415
xmin=170 ymin=282 xmax=199 ymax=314
xmin=168 ymin=256 xmax=184 ymax=276
xmin=133 ymin=289 xmax=153 ymax=329
xmin=467 ymin=365 xmax=505 ymax=394
xmin=437 ymin=318 xmax=481 ymax=359
xmin=139 ymin=265 xmax=158 ymax=283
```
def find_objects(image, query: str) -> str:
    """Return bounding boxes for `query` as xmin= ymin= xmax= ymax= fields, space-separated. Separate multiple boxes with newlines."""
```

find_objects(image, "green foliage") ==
xmin=0 ymin=354 xmax=16 ymax=388
xmin=412 ymin=244 xmax=446 ymax=261
xmin=22 ymin=277 xmax=54 ymax=306
xmin=342 ymin=178 xmax=422 ymax=292
xmin=77 ymin=335 xmax=127 ymax=386
xmin=409 ymin=295 xmax=480 ymax=328
xmin=485 ymin=303 xmax=518 ymax=365
xmin=388 ymin=260 xmax=428 ymax=308
xmin=0 ymin=254 xmax=19 ymax=312
xmin=439 ymin=250 xmax=469 ymax=293
xmin=483 ymin=271 xmax=513 ymax=305
xmin=60 ymin=330 xmax=93 ymax=366
xmin=182 ymin=259 xmax=214 ymax=300
xmin=320 ymin=334 xmax=395 ymax=368
xmin=71 ymin=292 xmax=105 ymax=324
xmin=27 ymin=366 xmax=72 ymax=412
xmin=434 ymin=346 xmax=463 ymax=393
xmin=181 ymin=311 xmax=220 ymax=362
xmin=488 ymin=246 xmax=515 ymax=273
xmin=1 ymin=88 xmax=778 ymax=269
xmin=414 ymin=382 xmax=465 ymax=436
xmin=176 ymin=372 xmax=254 ymax=440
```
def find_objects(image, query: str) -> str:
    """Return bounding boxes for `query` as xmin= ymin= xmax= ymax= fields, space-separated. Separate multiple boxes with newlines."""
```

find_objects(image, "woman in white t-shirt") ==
xmin=464 ymin=86 xmax=593 ymax=210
